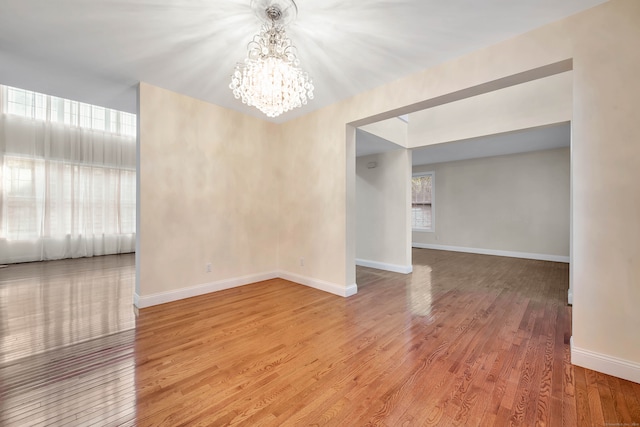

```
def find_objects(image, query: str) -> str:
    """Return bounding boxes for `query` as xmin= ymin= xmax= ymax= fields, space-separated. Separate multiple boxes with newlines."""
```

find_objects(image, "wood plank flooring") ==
xmin=1 ymin=249 xmax=639 ymax=426
xmin=0 ymin=254 xmax=136 ymax=426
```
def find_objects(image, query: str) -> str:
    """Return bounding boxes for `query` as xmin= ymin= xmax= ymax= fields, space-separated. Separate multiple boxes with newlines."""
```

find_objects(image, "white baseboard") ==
xmin=567 ymin=288 xmax=573 ymax=305
xmin=134 ymin=271 xmax=279 ymax=308
xmin=135 ymin=270 xmax=358 ymax=308
xmin=412 ymin=243 xmax=570 ymax=263
xmin=279 ymin=271 xmax=358 ymax=297
xmin=355 ymin=259 xmax=413 ymax=274
xmin=571 ymin=337 xmax=640 ymax=384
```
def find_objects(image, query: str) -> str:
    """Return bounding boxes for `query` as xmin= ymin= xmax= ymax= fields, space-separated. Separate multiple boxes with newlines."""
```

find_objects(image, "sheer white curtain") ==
xmin=0 ymin=85 xmax=136 ymax=264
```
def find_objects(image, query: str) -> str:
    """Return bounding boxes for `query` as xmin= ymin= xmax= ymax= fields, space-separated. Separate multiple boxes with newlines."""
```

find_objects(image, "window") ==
xmin=412 ymin=172 xmax=434 ymax=231
xmin=4 ymin=85 xmax=136 ymax=137
xmin=7 ymin=87 xmax=47 ymax=120
xmin=1 ymin=157 xmax=136 ymax=240
xmin=2 ymin=157 xmax=40 ymax=240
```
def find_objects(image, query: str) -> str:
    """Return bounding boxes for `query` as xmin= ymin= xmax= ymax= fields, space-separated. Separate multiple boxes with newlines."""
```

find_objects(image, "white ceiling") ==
xmin=356 ymin=122 xmax=570 ymax=165
xmin=0 ymin=0 xmax=606 ymax=123
xmin=411 ymin=123 xmax=570 ymax=165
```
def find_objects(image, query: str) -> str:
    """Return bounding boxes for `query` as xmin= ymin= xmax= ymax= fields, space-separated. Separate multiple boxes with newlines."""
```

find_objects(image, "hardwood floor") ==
xmin=0 ymin=254 xmax=135 ymax=364
xmin=0 ymin=254 xmax=137 ymax=426
xmin=1 ymin=249 xmax=639 ymax=426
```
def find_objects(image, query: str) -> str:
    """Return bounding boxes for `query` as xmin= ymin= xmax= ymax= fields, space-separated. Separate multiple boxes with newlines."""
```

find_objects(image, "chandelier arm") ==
xmin=246 ymin=39 xmax=260 ymax=51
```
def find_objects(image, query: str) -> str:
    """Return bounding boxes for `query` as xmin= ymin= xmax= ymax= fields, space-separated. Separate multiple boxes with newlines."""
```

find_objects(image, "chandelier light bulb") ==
xmin=230 ymin=1 xmax=314 ymax=118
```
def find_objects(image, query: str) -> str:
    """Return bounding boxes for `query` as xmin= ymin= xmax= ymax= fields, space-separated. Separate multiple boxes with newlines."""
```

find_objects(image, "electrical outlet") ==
xmin=206 ymin=263 xmax=212 ymax=273
xmin=300 ymin=258 xmax=304 ymax=267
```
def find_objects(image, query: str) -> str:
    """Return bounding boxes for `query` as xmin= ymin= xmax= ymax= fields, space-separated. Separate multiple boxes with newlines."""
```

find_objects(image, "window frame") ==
xmin=411 ymin=171 xmax=435 ymax=233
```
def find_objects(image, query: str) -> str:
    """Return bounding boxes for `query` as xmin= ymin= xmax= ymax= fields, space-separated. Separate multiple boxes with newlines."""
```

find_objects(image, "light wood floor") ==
xmin=1 ymin=250 xmax=639 ymax=426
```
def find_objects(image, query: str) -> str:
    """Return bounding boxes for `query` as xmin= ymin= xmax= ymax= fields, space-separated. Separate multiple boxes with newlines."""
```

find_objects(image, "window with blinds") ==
xmin=412 ymin=172 xmax=434 ymax=231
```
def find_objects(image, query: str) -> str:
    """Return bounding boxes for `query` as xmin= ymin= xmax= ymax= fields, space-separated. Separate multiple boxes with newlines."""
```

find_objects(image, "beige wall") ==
xmin=570 ymin=1 xmax=640 ymax=371
xmin=137 ymin=83 xmax=279 ymax=303
xmin=356 ymin=150 xmax=412 ymax=270
xmin=412 ymin=148 xmax=570 ymax=258
xmin=277 ymin=114 xmax=352 ymax=287
xmin=408 ymin=71 xmax=572 ymax=148
xmin=276 ymin=0 xmax=640 ymax=380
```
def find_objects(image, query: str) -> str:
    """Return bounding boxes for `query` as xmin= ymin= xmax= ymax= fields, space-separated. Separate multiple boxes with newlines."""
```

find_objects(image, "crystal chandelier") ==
xmin=230 ymin=0 xmax=314 ymax=118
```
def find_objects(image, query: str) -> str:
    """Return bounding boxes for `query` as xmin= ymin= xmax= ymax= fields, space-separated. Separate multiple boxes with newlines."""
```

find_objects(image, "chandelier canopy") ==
xmin=229 ymin=0 xmax=314 ymax=118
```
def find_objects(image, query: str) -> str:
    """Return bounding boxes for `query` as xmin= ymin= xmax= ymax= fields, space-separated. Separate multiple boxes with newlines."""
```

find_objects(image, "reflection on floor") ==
xmin=0 ymin=254 xmax=136 ymax=426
